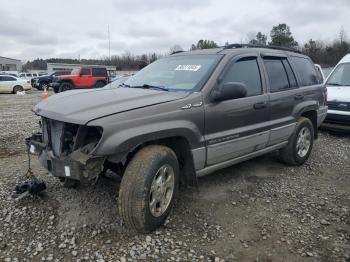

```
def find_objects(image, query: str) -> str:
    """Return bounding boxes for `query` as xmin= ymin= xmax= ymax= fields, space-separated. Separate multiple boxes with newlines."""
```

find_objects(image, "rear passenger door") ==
xmin=262 ymin=55 xmax=300 ymax=146
xmin=204 ymin=55 xmax=270 ymax=165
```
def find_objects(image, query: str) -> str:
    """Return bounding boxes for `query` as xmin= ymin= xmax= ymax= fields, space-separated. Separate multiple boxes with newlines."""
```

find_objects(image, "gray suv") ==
xmin=27 ymin=45 xmax=328 ymax=232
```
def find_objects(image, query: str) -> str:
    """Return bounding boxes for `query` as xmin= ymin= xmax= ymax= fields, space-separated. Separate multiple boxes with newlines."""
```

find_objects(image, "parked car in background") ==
xmin=19 ymin=72 xmax=40 ymax=80
xmin=0 ymin=75 xmax=31 ymax=93
xmin=0 ymin=71 xmax=19 ymax=77
xmin=50 ymin=66 xmax=109 ymax=93
xmin=31 ymin=71 xmax=71 ymax=90
xmin=28 ymin=45 xmax=327 ymax=232
xmin=322 ymin=54 xmax=350 ymax=132
xmin=315 ymin=64 xmax=325 ymax=83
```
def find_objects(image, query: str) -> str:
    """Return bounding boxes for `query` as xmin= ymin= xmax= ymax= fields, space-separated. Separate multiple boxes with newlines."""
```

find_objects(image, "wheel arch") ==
xmin=107 ymin=135 xmax=198 ymax=188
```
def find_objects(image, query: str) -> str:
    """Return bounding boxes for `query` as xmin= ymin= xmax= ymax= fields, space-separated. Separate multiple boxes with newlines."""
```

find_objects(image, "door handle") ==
xmin=254 ymin=102 xmax=267 ymax=110
xmin=294 ymin=94 xmax=304 ymax=100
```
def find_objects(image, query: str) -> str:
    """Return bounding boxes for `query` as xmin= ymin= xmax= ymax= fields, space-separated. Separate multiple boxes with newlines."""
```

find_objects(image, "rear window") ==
xmin=291 ymin=57 xmax=319 ymax=86
xmin=92 ymin=68 xmax=107 ymax=77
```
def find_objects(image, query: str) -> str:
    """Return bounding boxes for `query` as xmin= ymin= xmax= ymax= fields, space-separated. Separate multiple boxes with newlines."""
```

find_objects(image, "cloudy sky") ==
xmin=0 ymin=0 xmax=349 ymax=61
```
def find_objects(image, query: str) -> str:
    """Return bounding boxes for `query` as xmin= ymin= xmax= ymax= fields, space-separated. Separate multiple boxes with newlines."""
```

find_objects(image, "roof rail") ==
xmin=170 ymin=50 xmax=185 ymax=55
xmin=223 ymin=43 xmax=301 ymax=54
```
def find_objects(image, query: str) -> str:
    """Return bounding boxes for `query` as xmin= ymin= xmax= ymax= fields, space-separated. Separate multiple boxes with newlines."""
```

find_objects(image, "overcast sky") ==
xmin=1 ymin=0 xmax=349 ymax=61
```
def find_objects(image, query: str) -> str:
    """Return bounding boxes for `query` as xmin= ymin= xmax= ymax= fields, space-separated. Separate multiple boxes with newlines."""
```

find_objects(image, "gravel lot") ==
xmin=0 ymin=90 xmax=349 ymax=261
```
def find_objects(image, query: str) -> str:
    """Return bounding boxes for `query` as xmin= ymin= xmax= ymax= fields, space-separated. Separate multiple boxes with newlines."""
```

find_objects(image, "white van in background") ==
xmin=19 ymin=72 xmax=40 ymax=80
xmin=322 ymin=54 xmax=350 ymax=132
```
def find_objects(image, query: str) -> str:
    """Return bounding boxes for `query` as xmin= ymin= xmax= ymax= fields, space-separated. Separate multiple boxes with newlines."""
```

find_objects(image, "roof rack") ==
xmin=223 ymin=43 xmax=301 ymax=54
xmin=170 ymin=50 xmax=185 ymax=55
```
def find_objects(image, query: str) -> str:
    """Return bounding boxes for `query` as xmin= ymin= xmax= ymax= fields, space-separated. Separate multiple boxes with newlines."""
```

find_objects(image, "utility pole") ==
xmin=108 ymin=24 xmax=111 ymax=61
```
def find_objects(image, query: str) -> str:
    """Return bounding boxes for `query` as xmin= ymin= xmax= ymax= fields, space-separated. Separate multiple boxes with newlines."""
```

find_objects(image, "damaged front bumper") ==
xmin=26 ymin=133 xmax=105 ymax=182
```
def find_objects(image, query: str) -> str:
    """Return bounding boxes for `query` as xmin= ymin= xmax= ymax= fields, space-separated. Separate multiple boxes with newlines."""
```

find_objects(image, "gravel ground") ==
xmin=0 ymin=90 xmax=349 ymax=261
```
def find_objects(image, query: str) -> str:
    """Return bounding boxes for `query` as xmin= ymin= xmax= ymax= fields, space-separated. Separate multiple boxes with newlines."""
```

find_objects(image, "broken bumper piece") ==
xmin=26 ymin=133 xmax=105 ymax=182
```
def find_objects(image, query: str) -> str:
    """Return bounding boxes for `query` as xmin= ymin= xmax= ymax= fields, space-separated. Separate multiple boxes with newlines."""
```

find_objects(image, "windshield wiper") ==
xmin=130 ymin=84 xmax=169 ymax=92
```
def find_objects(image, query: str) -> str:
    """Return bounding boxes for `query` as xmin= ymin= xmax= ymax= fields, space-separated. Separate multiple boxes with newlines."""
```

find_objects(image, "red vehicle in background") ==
xmin=51 ymin=66 xmax=109 ymax=93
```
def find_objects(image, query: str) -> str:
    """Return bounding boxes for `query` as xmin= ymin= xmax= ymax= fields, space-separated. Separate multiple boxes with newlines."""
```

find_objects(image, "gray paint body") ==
xmin=32 ymin=47 xmax=327 ymax=178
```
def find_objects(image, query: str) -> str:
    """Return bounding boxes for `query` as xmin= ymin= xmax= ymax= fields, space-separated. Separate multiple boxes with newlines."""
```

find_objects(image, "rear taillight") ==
xmin=323 ymin=85 xmax=328 ymax=105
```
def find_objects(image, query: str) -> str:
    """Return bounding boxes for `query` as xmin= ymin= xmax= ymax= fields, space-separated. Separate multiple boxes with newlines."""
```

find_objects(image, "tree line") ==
xmin=23 ymin=23 xmax=349 ymax=71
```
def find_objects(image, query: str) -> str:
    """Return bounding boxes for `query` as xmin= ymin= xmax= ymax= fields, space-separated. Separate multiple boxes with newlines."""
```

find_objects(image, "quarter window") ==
xmin=222 ymin=57 xmax=262 ymax=97
xmin=291 ymin=57 xmax=318 ymax=86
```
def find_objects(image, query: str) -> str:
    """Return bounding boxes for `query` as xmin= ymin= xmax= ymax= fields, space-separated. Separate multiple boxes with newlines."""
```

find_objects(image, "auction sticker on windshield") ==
xmin=175 ymin=65 xmax=202 ymax=71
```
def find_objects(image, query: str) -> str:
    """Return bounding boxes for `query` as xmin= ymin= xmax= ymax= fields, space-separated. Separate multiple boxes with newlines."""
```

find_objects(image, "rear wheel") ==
xmin=118 ymin=145 xmax=179 ymax=232
xmin=279 ymin=117 xmax=314 ymax=166
xmin=59 ymin=82 xmax=73 ymax=92
xmin=13 ymin=85 xmax=24 ymax=94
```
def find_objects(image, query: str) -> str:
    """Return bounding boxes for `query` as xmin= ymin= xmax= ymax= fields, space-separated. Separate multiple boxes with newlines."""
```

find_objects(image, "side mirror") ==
xmin=211 ymin=82 xmax=247 ymax=102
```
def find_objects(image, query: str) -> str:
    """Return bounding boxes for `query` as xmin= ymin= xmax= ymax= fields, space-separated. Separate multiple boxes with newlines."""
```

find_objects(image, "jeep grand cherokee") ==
xmin=27 ymin=44 xmax=327 ymax=232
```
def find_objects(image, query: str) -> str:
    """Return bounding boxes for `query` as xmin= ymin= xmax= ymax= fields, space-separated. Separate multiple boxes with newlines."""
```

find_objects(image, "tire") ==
xmin=279 ymin=117 xmax=314 ymax=166
xmin=39 ymin=82 xmax=49 ymax=91
xmin=59 ymin=82 xmax=73 ymax=92
xmin=95 ymin=81 xmax=105 ymax=88
xmin=53 ymin=87 xmax=59 ymax=93
xmin=118 ymin=145 xmax=179 ymax=233
xmin=59 ymin=177 xmax=79 ymax=188
xmin=13 ymin=85 xmax=24 ymax=94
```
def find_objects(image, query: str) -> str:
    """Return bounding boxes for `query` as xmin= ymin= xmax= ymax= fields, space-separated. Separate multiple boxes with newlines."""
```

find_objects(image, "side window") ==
xmin=264 ymin=58 xmax=289 ymax=92
xmin=81 ymin=68 xmax=90 ymax=75
xmin=222 ymin=57 xmax=262 ymax=97
xmin=2 ymin=76 xmax=16 ymax=81
xmin=92 ymin=68 xmax=107 ymax=77
xmin=291 ymin=57 xmax=318 ymax=86
xmin=282 ymin=59 xmax=298 ymax=88
xmin=26 ymin=74 xmax=32 ymax=77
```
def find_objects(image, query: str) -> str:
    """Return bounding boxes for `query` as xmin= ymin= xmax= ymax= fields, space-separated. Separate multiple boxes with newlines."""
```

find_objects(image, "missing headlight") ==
xmin=73 ymin=126 xmax=103 ymax=155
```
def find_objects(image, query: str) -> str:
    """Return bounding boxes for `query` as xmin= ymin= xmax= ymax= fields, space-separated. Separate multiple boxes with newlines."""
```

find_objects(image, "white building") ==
xmin=0 ymin=56 xmax=22 ymax=72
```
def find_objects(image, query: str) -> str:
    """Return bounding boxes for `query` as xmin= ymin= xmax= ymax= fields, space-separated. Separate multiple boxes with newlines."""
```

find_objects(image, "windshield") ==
xmin=327 ymin=63 xmax=350 ymax=86
xmin=124 ymin=54 xmax=222 ymax=91
xmin=71 ymin=68 xmax=80 ymax=75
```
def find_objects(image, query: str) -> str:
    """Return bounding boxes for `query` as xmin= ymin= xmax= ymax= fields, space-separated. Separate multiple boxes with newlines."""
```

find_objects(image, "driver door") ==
xmin=204 ymin=55 xmax=270 ymax=165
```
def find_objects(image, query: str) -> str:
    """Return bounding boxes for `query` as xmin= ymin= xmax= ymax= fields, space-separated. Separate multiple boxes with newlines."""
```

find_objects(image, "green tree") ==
xmin=269 ymin=24 xmax=298 ymax=48
xmin=191 ymin=39 xmax=219 ymax=50
xmin=249 ymin=32 xmax=267 ymax=45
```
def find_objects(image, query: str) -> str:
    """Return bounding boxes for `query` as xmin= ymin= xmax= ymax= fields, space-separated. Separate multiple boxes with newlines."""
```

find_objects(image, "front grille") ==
xmin=327 ymin=101 xmax=350 ymax=112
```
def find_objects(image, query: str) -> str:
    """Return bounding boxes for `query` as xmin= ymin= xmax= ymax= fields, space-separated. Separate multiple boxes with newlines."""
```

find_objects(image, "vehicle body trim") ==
xmin=196 ymin=141 xmax=288 ymax=177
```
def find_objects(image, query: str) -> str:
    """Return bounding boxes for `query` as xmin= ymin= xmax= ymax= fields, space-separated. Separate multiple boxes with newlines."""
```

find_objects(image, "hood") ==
xmin=327 ymin=85 xmax=350 ymax=102
xmin=33 ymin=88 xmax=189 ymax=124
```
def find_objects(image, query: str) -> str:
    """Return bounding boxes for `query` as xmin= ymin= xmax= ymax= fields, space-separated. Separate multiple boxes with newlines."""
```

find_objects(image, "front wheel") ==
xmin=39 ymin=82 xmax=49 ymax=90
xmin=13 ymin=85 xmax=24 ymax=94
xmin=118 ymin=145 xmax=179 ymax=233
xmin=279 ymin=117 xmax=314 ymax=166
xmin=59 ymin=82 xmax=73 ymax=92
